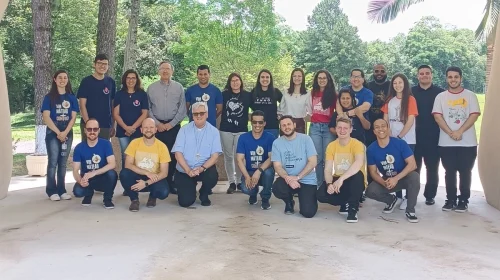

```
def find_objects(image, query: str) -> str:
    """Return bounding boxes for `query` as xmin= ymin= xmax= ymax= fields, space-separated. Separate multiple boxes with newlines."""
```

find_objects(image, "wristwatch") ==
xmin=201 ymin=166 xmax=207 ymax=172
xmin=258 ymin=167 xmax=264 ymax=173
xmin=144 ymin=181 xmax=149 ymax=187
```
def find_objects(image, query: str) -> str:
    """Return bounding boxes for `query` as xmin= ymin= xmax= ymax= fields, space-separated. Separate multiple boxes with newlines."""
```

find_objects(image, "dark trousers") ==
xmin=272 ymin=177 xmax=318 ymax=218
xmin=317 ymin=171 xmax=365 ymax=211
xmin=45 ymin=129 xmax=73 ymax=197
xmin=73 ymin=170 xmax=118 ymax=201
xmin=414 ymin=144 xmax=440 ymax=200
xmin=366 ymin=171 xmax=420 ymax=213
xmin=156 ymin=122 xmax=181 ymax=191
xmin=395 ymin=144 xmax=415 ymax=199
xmin=174 ymin=166 xmax=218 ymax=207
xmin=119 ymin=168 xmax=169 ymax=201
xmin=439 ymin=146 xmax=477 ymax=203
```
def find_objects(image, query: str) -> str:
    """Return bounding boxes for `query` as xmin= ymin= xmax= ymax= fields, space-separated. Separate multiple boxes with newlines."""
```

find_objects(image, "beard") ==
xmin=143 ymin=133 xmax=155 ymax=139
xmin=374 ymin=74 xmax=387 ymax=83
xmin=283 ymin=128 xmax=296 ymax=137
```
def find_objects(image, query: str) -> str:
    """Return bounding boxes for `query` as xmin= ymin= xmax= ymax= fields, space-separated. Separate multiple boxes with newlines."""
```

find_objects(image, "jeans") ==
xmin=439 ymin=146 xmax=477 ymax=203
xmin=414 ymin=144 xmax=440 ymax=200
xmin=240 ymin=167 xmax=275 ymax=200
xmin=272 ymin=177 xmax=318 ymax=218
xmin=45 ymin=129 xmax=73 ymax=197
xmin=119 ymin=168 xmax=169 ymax=201
xmin=395 ymin=144 xmax=415 ymax=199
xmin=309 ymin=122 xmax=335 ymax=186
xmin=220 ymin=131 xmax=244 ymax=184
xmin=73 ymin=170 xmax=118 ymax=201
xmin=264 ymin=129 xmax=279 ymax=139
xmin=174 ymin=166 xmax=218 ymax=207
xmin=317 ymin=171 xmax=365 ymax=211
xmin=366 ymin=171 xmax=420 ymax=213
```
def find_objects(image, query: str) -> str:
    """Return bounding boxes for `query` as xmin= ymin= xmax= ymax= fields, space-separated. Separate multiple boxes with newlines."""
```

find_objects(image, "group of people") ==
xmin=41 ymin=53 xmax=481 ymax=223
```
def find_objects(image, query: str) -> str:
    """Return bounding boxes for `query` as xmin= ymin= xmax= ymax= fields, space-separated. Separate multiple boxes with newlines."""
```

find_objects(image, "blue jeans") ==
xmin=118 ymin=136 xmax=141 ymax=169
xmin=264 ymin=129 xmax=279 ymax=139
xmin=120 ymin=168 xmax=169 ymax=201
xmin=309 ymin=122 xmax=335 ymax=186
xmin=45 ymin=129 xmax=73 ymax=197
xmin=73 ymin=170 xmax=118 ymax=201
xmin=240 ymin=167 xmax=275 ymax=200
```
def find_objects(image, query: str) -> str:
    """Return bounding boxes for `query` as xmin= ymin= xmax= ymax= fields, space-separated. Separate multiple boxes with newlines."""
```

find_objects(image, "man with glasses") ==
xmin=172 ymin=102 xmax=222 ymax=207
xmin=73 ymin=119 xmax=118 ymax=209
xmin=77 ymin=54 xmax=116 ymax=140
xmin=367 ymin=64 xmax=390 ymax=145
xmin=147 ymin=61 xmax=186 ymax=194
xmin=236 ymin=110 xmax=276 ymax=210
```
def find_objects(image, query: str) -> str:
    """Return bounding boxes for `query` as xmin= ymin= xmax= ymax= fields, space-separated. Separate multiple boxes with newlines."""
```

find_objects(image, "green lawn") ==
xmin=11 ymin=112 xmax=81 ymax=141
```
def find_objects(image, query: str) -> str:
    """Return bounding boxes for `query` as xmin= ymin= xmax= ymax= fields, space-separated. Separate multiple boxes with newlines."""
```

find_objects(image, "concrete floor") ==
xmin=1 ymin=171 xmax=500 ymax=280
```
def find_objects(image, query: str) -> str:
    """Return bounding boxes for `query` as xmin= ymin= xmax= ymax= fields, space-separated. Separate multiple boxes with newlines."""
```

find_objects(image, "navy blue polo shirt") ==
xmin=77 ymin=75 xmax=116 ymax=128
xmin=113 ymin=89 xmax=149 ymax=138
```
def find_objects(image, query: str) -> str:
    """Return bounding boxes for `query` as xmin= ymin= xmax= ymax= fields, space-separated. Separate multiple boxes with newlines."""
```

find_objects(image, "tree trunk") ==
xmin=96 ymin=0 xmax=118 ymax=78
xmin=122 ymin=0 xmax=140 ymax=72
xmin=0 ymin=0 xmax=11 ymax=199
xmin=32 ymin=0 xmax=52 ymax=155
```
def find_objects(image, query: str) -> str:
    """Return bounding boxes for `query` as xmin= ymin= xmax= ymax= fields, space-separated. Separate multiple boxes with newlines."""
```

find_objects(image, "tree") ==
xmin=122 ymin=0 xmax=140 ymax=72
xmin=96 ymin=0 xmax=118 ymax=78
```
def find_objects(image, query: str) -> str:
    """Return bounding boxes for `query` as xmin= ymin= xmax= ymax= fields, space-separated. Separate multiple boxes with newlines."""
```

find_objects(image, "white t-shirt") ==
xmin=383 ymin=96 xmax=418 ymax=145
xmin=432 ymin=89 xmax=481 ymax=147
xmin=277 ymin=91 xmax=311 ymax=118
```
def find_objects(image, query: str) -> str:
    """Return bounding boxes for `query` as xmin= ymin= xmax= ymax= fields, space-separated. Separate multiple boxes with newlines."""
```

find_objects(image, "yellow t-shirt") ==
xmin=125 ymin=138 xmax=171 ymax=174
xmin=325 ymin=138 xmax=367 ymax=186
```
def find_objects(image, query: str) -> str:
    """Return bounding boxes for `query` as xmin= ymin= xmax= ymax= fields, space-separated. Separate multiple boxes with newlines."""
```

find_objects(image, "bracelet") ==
xmin=258 ymin=167 xmax=264 ymax=173
xmin=397 ymin=135 xmax=402 ymax=139
xmin=201 ymin=166 xmax=207 ymax=172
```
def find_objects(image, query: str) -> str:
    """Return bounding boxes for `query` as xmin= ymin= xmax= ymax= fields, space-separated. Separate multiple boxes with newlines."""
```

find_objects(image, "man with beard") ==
xmin=73 ymin=119 xmax=118 ymax=209
xmin=272 ymin=116 xmax=318 ymax=218
xmin=433 ymin=66 xmax=481 ymax=213
xmin=366 ymin=64 xmax=390 ymax=145
xmin=120 ymin=118 xmax=171 ymax=212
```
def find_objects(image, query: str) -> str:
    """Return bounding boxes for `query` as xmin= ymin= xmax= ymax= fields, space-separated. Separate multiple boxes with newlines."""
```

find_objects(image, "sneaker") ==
xmin=147 ymin=197 xmax=157 ymax=208
xmin=236 ymin=183 xmax=242 ymax=191
xmin=261 ymin=198 xmax=271 ymax=210
xmin=129 ymin=200 xmax=140 ymax=212
xmin=60 ymin=193 xmax=72 ymax=200
xmin=81 ymin=196 xmax=92 ymax=206
xmin=103 ymin=200 xmax=115 ymax=209
xmin=406 ymin=212 xmax=419 ymax=223
xmin=200 ymin=196 xmax=212 ymax=206
xmin=339 ymin=203 xmax=348 ymax=215
xmin=346 ymin=210 xmax=358 ymax=223
xmin=248 ymin=195 xmax=258 ymax=205
xmin=170 ymin=187 xmax=178 ymax=195
xmin=284 ymin=200 xmax=295 ymax=215
xmin=383 ymin=195 xmax=398 ymax=214
xmin=455 ymin=201 xmax=468 ymax=213
xmin=226 ymin=183 xmax=237 ymax=194
xmin=399 ymin=198 xmax=407 ymax=210
xmin=122 ymin=190 xmax=129 ymax=196
xmin=425 ymin=198 xmax=435 ymax=205
xmin=442 ymin=200 xmax=457 ymax=211
xmin=49 ymin=194 xmax=61 ymax=201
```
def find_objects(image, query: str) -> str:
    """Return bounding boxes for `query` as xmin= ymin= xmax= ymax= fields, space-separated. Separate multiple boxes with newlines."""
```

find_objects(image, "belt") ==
xmin=158 ymin=119 xmax=173 ymax=124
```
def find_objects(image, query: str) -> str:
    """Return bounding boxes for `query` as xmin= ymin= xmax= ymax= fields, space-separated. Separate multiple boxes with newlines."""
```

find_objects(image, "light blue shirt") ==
xmin=271 ymin=133 xmax=317 ymax=185
xmin=172 ymin=121 xmax=222 ymax=172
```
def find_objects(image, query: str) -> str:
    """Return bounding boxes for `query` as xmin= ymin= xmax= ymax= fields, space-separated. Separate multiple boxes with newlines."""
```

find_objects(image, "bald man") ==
xmin=120 ymin=118 xmax=171 ymax=212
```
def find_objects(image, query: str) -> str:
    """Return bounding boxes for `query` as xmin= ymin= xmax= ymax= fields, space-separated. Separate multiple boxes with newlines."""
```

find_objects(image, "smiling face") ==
xmin=230 ymin=76 xmax=242 ymax=92
xmin=392 ymin=77 xmax=405 ymax=94
xmin=85 ymin=120 xmax=100 ymax=141
xmin=373 ymin=119 xmax=389 ymax=140
xmin=279 ymin=118 xmax=296 ymax=137
xmin=350 ymin=70 xmax=364 ymax=88
xmin=317 ymin=72 xmax=328 ymax=88
xmin=447 ymin=71 xmax=462 ymax=90
xmin=197 ymin=69 xmax=210 ymax=85
xmin=251 ymin=115 xmax=265 ymax=133
xmin=417 ymin=67 xmax=432 ymax=85
xmin=141 ymin=118 xmax=157 ymax=139
xmin=94 ymin=59 xmax=109 ymax=75
xmin=373 ymin=65 xmax=387 ymax=82
xmin=158 ymin=62 xmax=173 ymax=81
xmin=192 ymin=104 xmax=208 ymax=127
xmin=292 ymin=70 xmax=303 ymax=86
xmin=54 ymin=73 xmax=68 ymax=89
xmin=126 ymin=73 xmax=137 ymax=90
xmin=336 ymin=120 xmax=352 ymax=139
xmin=339 ymin=92 xmax=353 ymax=109
xmin=260 ymin=72 xmax=271 ymax=88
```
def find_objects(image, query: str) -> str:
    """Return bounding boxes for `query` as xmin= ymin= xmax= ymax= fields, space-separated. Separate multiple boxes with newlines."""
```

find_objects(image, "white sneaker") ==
xmin=399 ymin=198 xmax=407 ymax=210
xmin=50 ymin=194 xmax=61 ymax=201
xmin=60 ymin=193 xmax=72 ymax=200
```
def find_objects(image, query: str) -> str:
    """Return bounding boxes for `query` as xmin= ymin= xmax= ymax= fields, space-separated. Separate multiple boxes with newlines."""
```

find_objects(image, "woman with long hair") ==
xmin=220 ymin=73 xmax=252 ymax=194
xmin=329 ymin=88 xmax=370 ymax=143
xmin=277 ymin=68 xmax=311 ymax=134
xmin=250 ymin=69 xmax=283 ymax=138
xmin=41 ymin=70 xmax=79 ymax=201
xmin=309 ymin=70 xmax=337 ymax=187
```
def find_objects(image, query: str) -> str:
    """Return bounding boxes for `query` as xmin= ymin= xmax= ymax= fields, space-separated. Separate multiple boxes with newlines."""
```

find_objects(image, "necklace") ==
xmin=194 ymin=124 xmax=208 ymax=161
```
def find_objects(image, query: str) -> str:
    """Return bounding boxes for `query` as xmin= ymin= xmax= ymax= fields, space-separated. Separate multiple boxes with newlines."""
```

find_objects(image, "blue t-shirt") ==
xmin=344 ymin=86 xmax=374 ymax=119
xmin=40 ymin=93 xmax=80 ymax=131
xmin=77 ymin=75 xmax=116 ymax=128
xmin=271 ymin=133 xmax=317 ymax=185
xmin=236 ymin=131 xmax=275 ymax=172
xmin=73 ymin=138 xmax=114 ymax=175
xmin=113 ymin=89 xmax=149 ymax=138
xmin=367 ymin=137 xmax=413 ymax=178
xmin=185 ymin=83 xmax=223 ymax=127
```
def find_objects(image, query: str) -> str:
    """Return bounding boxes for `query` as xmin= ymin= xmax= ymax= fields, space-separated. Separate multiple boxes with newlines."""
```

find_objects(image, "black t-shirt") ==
xmin=329 ymin=111 xmax=366 ymax=143
xmin=77 ymin=75 xmax=116 ymax=128
xmin=367 ymin=80 xmax=390 ymax=122
xmin=113 ymin=90 xmax=149 ymax=138
xmin=412 ymin=84 xmax=445 ymax=146
xmin=220 ymin=90 xmax=252 ymax=133
xmin=250 ymin=88 xmax=283 ymax=130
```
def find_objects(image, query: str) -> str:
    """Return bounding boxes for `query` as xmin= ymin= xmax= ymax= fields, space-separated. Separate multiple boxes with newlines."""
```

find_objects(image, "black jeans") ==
xmin=73 ymin=170 xmax=118 ymax=201
xmin=414 ymin=144 xmax=440 ymax=200
xmin=119 ymin=168 xmax=169 ymax=201
xmin=395 ymin=144 xmax=415 ymax=199
xmin=317 ymin=171 xmax=365 ymax=211
xmin=156 ymin=122 xmax=181 ymax=191
xmin=439 ymin=146 xmax=477 ymax=203
xmin=272 ymin=177 xmax=318 ymax=218
xmin=174 ymin=166 xmax=218 ymax=207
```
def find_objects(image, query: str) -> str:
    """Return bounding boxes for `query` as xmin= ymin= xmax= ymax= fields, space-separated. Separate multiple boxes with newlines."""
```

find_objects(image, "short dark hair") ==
xmin=197 ymin=65 xmax=210 ymax=74
xmin=94 ymin=53 xmax=108 ymax=63
xmin=418 ymin=65 xmax=432 ymax=72
xmin=121 ymin=69 xmax=143 ymax=92
xmin=279 ymin=115 xmax=295 ymax=124
xmin=251 ymin=110 xmax=265 ymax=121
xmin=446 ymin=66 xmax=462 ymax=77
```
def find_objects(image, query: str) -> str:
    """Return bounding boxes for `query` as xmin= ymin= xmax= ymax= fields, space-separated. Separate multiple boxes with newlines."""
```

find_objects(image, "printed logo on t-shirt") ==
xmin=355 ymin=97 xmax=359 ymax=105
xmin=226 ymin=98 xmax=244 ymax=126
xmin=138 ymin=157 xmax=155 ymax=171
xmin=381 ymin=153 xmax=397 ymax=177
xmin=62 ymin=100 xmax=70 ymax=109
xmin=337 ymin=158 xmax=351 ymax=172
xmin=254 ymin=96 xmax=272 ymax=105
xmin=371 ymin=90 xmax=386 ymax=115
xmin=103 ymin=87 xmax=109 ymax=95
xmin=133 ymin=100 xmax=141 ymax=107
xmin=312 ymin=97 xmax=329 ymax=116
xmin=86 ymin=154 xmax=101 ymax=170
xmin=284 ymin=150 xmax=303 ymax=167
xmin=389 ymin=105 xmax=401 ymax=123
xmin=202 ymin=93 xmax=210 ymax=102
xmin=92 ymin=154 xmax=101 ymax=164
xmin=250 ymin=146 xmax=265 ymax=169
xmin=55 ymin=101 xmax=70 ymax=123
xmin=447 ymin=98 xmax=468 ymax=124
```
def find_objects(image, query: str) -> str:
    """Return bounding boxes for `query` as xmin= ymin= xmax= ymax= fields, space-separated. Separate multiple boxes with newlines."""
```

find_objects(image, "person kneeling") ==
xmin=120 ymin=118 xmax=170 ymax=212
xmin=317 ymin=117 xmax=365 ymax=223
xmin=72 ymin=119 xmax=118 ymax=209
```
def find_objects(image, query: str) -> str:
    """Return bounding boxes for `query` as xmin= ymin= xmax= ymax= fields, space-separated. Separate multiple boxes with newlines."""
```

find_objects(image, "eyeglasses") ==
xmin=193 ymin=112 xmax=206 ymax=117
xmin=86 ymin=127 xmax=99 ymax=132
xmin=374 ymin=70 xmax=386 ymax=73
xmin=252 ymin=121 xmax=264 ymax=125
xmin=95 ymin=62 xmax=108 ymax=67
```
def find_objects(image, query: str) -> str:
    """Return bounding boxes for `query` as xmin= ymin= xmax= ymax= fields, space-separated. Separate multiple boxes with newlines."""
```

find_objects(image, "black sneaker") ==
xmin=406 ymin=212 xmax=419 ymax=223
xmin=442 ymin=200 xmax=457 ymax=211
xmin=425 ymin=198 xmax=435 ymax=205
xmin=236 ymin=183 xmax=242 ymax=191
xmin=455 ymin=201 xmax=468 ymax=213
xmin=261 ymin=198 xmax=271 ymax=210
xmin=226 ymin=183 xmax=237 ymax=194
xmin=81 ymin=196 xmax=92 ymax=206
xmin=339 ymin=203 xmax=348 ymax=215
xmin=383 ymin=195 xmax=398 ymax=214
xmin=248 ymin=195 xmax=258 ymax=205
xmin=346 ymin=210 xmax=358 ymax=223
xmin=284 ymin=200 xmax=295 ymax=215
xmin=200 ymin=196 xmax=212 ymax=206
xmin=103 ymin=200 xmax=115 ymax=209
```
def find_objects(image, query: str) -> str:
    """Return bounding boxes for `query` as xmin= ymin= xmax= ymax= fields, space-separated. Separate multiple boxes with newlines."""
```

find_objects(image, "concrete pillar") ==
xmin=0 ymin=0 xmax=12 ymax=200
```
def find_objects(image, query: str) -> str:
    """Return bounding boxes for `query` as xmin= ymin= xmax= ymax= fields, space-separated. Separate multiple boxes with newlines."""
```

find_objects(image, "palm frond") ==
xmin=367 ymin=0 xmax=425 ymax=23
xmin=475 ymin=0 xmax=500 ymax=41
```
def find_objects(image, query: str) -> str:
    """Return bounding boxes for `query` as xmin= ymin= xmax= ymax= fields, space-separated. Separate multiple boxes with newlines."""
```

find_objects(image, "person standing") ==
xmin=412 ymin=65 xmax=445 ymax=206
xmin=367 ymin=64 xmax=391 ymax=145
xmin=278 ymin=68 xmax=311 ymax=134
xmin=42 ymin=70 xmax=79 ymax=201
xmin=251 ymin=69 xmax=283 ymax=138
xmin=77 ymin=53 xmax=116 ymax=140
xmin=147 ymin=61 xmax=186 ymax=194
xmin=185 ymin=65 xmax=223 ymax=127
xmin=220 ymin=73 xmax=253 ymax=194
xmin=432 ymin=66 xmax=481 ymax=213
